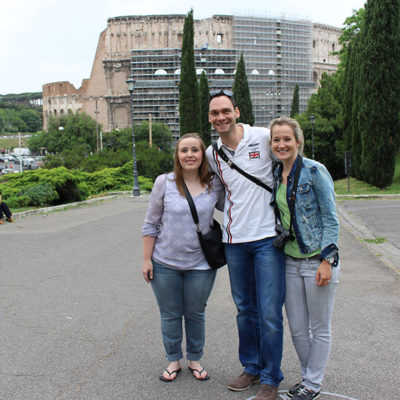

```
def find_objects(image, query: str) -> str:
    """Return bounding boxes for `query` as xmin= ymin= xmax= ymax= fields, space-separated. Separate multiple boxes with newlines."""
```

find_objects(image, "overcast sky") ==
xmin=0 ymin=0 xmax=366 ymax=95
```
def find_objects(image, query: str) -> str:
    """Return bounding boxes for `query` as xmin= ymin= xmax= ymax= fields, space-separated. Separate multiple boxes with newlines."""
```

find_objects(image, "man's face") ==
xmin=208 ymin=95 xmax=240 ymax=136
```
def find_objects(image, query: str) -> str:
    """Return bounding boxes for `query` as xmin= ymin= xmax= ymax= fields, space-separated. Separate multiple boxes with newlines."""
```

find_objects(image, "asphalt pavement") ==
xmin=0 ymin=195 xmax=399 ymax=400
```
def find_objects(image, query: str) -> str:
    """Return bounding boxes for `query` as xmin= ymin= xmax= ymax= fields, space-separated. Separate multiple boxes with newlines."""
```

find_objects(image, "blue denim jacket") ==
xmin=271 ymin=155 xmax=339 ymax=266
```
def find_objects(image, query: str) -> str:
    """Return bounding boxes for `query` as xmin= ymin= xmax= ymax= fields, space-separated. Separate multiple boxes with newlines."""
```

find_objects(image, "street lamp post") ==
xmin=91 ymin=96 xmax=102 ymax=153
xmin=127 ymin=76 xmax=140 ymax=197
xmin=310 ymin=115 xmax=315 ymax=159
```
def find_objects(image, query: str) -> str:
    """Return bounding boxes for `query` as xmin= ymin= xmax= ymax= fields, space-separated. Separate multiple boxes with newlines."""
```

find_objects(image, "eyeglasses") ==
xmin=209 ymin=89 xmax=236 ymax=106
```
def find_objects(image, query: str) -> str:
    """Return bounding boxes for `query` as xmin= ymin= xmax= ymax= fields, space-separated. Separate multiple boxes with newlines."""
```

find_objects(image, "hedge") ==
xmin=0 ymin=161 xmax=154 ymax=208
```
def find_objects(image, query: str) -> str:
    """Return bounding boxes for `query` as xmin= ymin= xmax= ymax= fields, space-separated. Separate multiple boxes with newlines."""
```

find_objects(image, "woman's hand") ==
xmin=142 ymin=259 xmax=154 ymax=283
xmin=315 ymin=260 xmax=332 ymax=287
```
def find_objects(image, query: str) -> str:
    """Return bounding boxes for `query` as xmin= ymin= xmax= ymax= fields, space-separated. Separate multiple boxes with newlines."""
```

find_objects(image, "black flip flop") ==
xmin=159 ymin=367 xmax=181 ymax=382
xmin=188 ymin=366 xmax=210 ymax=381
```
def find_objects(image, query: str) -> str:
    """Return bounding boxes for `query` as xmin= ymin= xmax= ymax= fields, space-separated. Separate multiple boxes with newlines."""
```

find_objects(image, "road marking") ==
xmin=245 ymin=391 xmax=358 ymax=400
xmin=321 ymin=392 xmax=358 ymax=400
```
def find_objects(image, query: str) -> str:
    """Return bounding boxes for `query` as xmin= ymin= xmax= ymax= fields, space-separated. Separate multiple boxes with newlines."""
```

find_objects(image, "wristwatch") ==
xmin=323 ymin=256 xmax=335 ymax=264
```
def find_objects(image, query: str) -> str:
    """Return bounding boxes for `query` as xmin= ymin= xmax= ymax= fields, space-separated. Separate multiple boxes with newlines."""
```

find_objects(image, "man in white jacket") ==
xmin=206 ymin=89 xmax=285 ymax=400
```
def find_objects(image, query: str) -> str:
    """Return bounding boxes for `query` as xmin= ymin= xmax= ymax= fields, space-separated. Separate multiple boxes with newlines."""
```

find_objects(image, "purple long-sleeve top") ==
xmin=142 ymin=172 xmax=225 ymax=270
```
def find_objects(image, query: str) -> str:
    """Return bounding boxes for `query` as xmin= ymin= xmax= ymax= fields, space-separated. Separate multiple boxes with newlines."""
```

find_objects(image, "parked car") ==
xmin=1 ymin=168 xmax=17 ymax=175
xmin=5 ymin=154 xmax=17 ymax=162
xmin=22 ymin=156 xmax=34 ymax=165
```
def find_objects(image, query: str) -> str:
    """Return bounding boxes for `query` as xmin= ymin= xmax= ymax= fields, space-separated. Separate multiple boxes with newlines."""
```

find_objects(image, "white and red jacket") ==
xmin=206 ymin=124 xmax=276 ymax=244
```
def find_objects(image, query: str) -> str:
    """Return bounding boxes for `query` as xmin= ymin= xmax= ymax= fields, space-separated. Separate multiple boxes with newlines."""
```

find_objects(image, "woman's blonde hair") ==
xmin=173 ymin=133 xmax=212 ymax=196
xmin=269 ymin=116 xmax=304 ymax=155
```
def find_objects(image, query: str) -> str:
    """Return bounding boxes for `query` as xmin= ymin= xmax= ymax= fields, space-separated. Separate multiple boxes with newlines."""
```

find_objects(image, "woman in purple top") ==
xmin=142 ymin=133 xmax=224 ymax=383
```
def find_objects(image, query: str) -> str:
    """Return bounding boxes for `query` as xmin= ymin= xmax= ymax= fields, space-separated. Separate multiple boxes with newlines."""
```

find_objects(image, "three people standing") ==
xmin=141 ymin=92 xmax=339 ymax=400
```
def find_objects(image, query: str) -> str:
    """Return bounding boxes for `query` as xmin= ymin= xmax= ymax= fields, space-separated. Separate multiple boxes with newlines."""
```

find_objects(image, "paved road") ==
xmin=337 ymin=198 xmax=400 ymax=273
xmin=1 ymin=196 xmax=399 ymax=400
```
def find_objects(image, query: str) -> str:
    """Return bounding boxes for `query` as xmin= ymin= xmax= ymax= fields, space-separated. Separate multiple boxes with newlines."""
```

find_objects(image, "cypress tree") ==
xmin=199 ymin=71 xmax=211 ymax=146
xmin=342 ymin=41 xmax=354 ymax=152
xmin=290 ymin=84 xmax=300 ymax=117
xmin=233 ymin=53 xmax=255 ymax=125
xmin=350 ymin=34 xmax=363 ymax=180
xmin=179 ymin=9 xmax=201 ymax=135
xmin=358 ymin=0 xmax=400 ymax=187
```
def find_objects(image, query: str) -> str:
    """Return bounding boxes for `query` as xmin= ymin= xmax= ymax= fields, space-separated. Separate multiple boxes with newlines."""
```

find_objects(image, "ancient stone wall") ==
xmin=42 ymin=15 xmax=340 ymax=132
xmin=312 ymin=23 xmax=341 ymax=85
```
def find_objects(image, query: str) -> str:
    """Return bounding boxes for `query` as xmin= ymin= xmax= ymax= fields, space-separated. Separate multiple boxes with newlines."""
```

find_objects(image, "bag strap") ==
xmin=212 ymin=142 xmax=272 ymax=193
xmin=286 ymin=155 xmax=303 ymax=235
xmin=182 ymin=181 xmax=201 ymax=233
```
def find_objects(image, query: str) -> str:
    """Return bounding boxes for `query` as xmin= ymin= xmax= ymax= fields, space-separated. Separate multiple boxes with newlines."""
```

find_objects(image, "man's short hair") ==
xmin=209 ymin=89 xmax=236 ymax=107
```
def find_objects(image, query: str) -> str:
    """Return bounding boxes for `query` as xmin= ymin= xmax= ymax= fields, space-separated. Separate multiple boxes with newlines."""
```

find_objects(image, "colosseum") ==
xmin=42 ymin=14 xmax=341 ymax=138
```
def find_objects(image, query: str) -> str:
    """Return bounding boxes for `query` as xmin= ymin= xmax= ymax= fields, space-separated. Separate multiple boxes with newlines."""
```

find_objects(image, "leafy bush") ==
xmin=0 ymin=162 xmax=155 ymax=208
xmin=22 ymin=183 xmax=58 ymax=206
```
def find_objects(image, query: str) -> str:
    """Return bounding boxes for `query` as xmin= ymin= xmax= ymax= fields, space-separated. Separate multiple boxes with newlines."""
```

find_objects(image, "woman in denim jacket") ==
xmin=269 ymin=117 xmax=339 ymax=400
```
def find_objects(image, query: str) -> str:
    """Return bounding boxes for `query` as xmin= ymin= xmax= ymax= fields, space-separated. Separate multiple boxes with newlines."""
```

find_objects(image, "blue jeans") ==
xmin=151 ymin=260 xmax=216 ymax=362
xmin=285 ymin=256 xmax=339 ymax=392
xmin=225 ymin=237 xmax=285 ymax=386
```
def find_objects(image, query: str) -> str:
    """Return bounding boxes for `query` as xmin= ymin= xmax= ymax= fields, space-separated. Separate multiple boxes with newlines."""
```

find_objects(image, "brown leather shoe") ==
xmin=6 ymin=217 xmax=14 ymax=223
xmin=255 ymin=384 xmax=278 ymax=400
xmin=0 ymin=219 xmax=4 ymax=224
xmin=228 ymin=371 xmax=260 ymax=391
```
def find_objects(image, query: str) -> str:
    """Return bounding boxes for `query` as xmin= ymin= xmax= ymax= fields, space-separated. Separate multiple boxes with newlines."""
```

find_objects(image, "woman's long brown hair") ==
xmin=173 ymin=133 xmax=212 ymax=196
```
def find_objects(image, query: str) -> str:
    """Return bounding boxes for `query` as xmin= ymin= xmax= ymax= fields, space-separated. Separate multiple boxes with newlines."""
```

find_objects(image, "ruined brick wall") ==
xmin=42 ymin=15 xmax=232 ymax=132
xmin=42 ymin=15 xmax=339 ymax=132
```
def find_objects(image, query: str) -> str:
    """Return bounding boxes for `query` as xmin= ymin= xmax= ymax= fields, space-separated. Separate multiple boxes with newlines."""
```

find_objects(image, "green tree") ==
xmin=28 ymin=113 xmax=97 ymax=153
xmin=134 ymin=121 xmax=173 ymax=151
xmin=179 ymin=9 xmax=201 ymax=135
xmin=103 ymin=123 xmax=172 ymax=153
xmin=0 ymin=97 xmax=42 ymax=133
xmin=358 ymin=0 xmax=400 ymax=187
xmin=343 ymin=25 xmax=364 ymax=180
xmin=199 ymin=71 xmax=211 ymax=146
xmin=18 ymin=109 xmax=42 ymax=132
xmin=302 ymin=73 xmax=344 ymax=179
xmin=102 ymin=128 xmax=132 ymax=151
xmin=337 ymin=8 xmax=366 ymax=64
xmin=233 ymin=53 xmax=254 ymax=125
xmin=136 ymin=141 xmax=173 ymax=180
xmin=342 ymin=41 xmax=355 ymax=152
xmin=0 ymin=108 xmax=27 ymax=132
xmin=290 ymin=84 xmax=300 ymax=117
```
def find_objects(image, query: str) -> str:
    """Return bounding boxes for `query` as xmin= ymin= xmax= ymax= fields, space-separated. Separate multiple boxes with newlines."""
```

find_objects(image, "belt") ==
xmin=286 ymin=254 xmax=320 ymax=262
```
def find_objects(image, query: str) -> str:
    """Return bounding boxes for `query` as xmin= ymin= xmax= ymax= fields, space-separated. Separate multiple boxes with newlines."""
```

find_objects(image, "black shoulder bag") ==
xmin=273 ymin=156 xmax=303 ymax=249
xmin=182 ymin=182 xmax=226 ymax=269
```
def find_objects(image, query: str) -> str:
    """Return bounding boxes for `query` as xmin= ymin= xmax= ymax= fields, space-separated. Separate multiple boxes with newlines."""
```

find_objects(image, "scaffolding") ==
xmin=129 ymin=16 xmax=314 ymax=137
xmin=232 ymin=16 xmax=314 ymax=126
xmin=130 ymin=48 xmax=238 ymax=138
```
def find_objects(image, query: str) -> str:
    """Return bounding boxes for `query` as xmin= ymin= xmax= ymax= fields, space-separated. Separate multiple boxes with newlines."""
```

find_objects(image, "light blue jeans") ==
xmin=224 ymin=237 xmax=286 ymax=387
xmin=285 ymin=256 xmax=339 ymax=392
xmin=150 ymin=260 xmax=216 ymax=361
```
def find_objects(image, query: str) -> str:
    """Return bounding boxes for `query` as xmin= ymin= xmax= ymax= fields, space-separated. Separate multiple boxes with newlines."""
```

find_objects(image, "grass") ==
xmin=361 ymin=238 xmax=387 ymax=244
xmin=0 ymin=135 xmax=29 ymax=149
xmin=334 ymin=154 xmax=400 ymax=195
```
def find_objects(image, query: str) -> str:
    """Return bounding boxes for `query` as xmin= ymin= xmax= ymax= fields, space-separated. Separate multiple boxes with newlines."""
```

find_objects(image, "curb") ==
xmin=12 ymin=192 xmax=131 ymax=220
xmin=336 ymin=194 xmax=400 ymax=200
